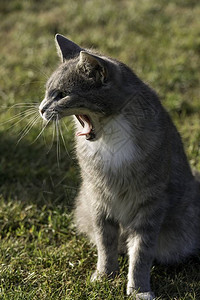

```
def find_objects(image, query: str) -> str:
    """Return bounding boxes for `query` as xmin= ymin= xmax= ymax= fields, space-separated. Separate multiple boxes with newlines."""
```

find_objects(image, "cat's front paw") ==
xmin=127 ymin=287 xmax=155 ymax=300
xmin=91 ymin=269 xmax=118 ymax=282
xmin=134 ymin=292 xmax=155 ymax=300
xmin=90 ymin=270 xmax=102 ymax=282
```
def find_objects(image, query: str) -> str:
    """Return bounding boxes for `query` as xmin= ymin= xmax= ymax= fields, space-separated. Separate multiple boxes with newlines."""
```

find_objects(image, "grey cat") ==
xmin=39 ymin=34 xmax=200 ymax=300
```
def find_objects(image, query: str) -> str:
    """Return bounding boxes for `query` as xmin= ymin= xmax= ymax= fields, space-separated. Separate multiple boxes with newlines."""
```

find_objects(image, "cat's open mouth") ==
xmin=75 ymin=115 xmax=96 ymax=141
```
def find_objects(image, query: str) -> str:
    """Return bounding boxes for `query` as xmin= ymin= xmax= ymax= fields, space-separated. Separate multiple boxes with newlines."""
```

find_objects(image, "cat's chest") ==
xmin=76 ymin=115 xmax=139 ymax=171
xmin=76 ymin=116 xmax=144 ymax=223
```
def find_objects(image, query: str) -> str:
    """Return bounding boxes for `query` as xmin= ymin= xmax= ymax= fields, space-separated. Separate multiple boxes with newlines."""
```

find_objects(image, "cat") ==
xmin=39 ymin=34 xmax=200 ymax=300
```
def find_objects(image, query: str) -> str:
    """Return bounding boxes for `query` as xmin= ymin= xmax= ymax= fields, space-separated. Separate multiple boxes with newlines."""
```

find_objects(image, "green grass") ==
xmin=0 ymin=0 xmax=200 ymax=299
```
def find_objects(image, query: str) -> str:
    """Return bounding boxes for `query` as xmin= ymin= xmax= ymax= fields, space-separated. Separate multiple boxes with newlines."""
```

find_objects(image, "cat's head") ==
xmin=39 ymin=34 xmax=134 ymax=140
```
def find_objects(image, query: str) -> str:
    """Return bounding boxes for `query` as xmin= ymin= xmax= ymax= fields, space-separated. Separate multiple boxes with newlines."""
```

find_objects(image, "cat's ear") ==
xmin=78 ymin=51 xmax=108 ymax=83
xmin=55 ymin=34 xmax=82 ymax=62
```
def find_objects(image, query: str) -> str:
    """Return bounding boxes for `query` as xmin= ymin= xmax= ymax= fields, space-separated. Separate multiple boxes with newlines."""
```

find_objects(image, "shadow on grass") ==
xmin=152 ymin=255 xmax=200 ymax=299
xmin=0 ymin=129 xmax=79 ymax=210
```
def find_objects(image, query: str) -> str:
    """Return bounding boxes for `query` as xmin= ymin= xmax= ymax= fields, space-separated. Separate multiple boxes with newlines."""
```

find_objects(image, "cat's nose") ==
xmin=39 ymin=100 xmax=46 ymax=116
xmin=39 ymin=107 xmax=45 ymax=115
xmin=39 ymin=105 xmax=48 ymax=121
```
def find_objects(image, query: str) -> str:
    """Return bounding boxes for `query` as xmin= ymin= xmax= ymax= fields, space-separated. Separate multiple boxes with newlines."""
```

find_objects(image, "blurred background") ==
xmin=0 ymin=0 xmax=199 ymax=299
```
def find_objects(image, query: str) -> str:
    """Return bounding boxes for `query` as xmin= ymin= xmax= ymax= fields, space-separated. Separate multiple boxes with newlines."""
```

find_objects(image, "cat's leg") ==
xmin=91 ymin=217 xmax=119 ymax=281
xmin=74 ymin=193 xmax=96 ymax=244
xmin=126 ymin=205 xmax=165 ymax=300
xmin=118 ymin=229 xmax=128 ymax=255
xmin=127 ymin=233 xmax=156 ymax=300
xmin=75 ymin=194 xmax=119 ymax=278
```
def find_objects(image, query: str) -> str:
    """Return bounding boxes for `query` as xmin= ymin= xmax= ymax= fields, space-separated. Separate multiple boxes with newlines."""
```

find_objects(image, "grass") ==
xmin=0 ymin=0 xmax=200 ymax=299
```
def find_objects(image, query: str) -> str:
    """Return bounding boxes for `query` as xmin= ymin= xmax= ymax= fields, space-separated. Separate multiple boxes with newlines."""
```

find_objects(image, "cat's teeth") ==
xmin=76 ymin=115 xmax=92 ymax=136
xmin=76 ymin=123 xmax=91 ymax=136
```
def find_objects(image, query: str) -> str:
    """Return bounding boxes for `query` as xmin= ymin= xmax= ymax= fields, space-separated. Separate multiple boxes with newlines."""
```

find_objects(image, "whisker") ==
xmin=31 ymin=118 xmax=52 ymax=144
xmin=0 ymin=102 xmax=38 ymax=108
xmin=10 ymin=105 xmax=38 ymax=109
xmin=42 ymin=119 xmax=48 ymax=146
xmin=2 ymin=110 xmax=38 ymax=129
xmin=58 ymin=121 xmax=69 ymax=157
xmin=0 ymin=108 xmax=37 ymax=124
xmin=7 ymin=103 xmax=39 ymax=110
xmin=17 ymin=114 xmax=40 ymax=139
xmin=61 ymin=120 xmax=70 ymax=133
xmin=0 ymin=105 xmax=37 ymax=110
xmin=56 ymin=116 xmax=61 ymax=167
xmin=8 ymin=102 xmax=39 ymax=105
xmin=17 ymin=115 xmax=41 ymax=144
xmin=17 ymin=115 xmax=37 ymax=138
xmin=47 ymin=120 xmax=56 ymax=154
xmin=19 ymin=81 xmax=45 ymax=87
xmin=28 ymin=64 xmax=50 ymax=80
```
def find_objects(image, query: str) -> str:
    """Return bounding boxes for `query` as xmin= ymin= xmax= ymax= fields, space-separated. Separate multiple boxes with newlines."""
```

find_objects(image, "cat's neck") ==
xmin=74 ymin=114 xmax=139 ymax=171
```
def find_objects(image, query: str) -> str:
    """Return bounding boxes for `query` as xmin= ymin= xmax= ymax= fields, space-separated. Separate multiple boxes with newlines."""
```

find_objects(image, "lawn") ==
xmin=0 ymin=0 xmax=200 ymax=299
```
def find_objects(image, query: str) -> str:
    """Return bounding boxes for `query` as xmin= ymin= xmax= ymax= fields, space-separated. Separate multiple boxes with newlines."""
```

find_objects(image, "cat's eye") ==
xmin=51 ymin=90 xmax=68 ymax=100
xmin=57 ymin=91 xmax=67 ymax=99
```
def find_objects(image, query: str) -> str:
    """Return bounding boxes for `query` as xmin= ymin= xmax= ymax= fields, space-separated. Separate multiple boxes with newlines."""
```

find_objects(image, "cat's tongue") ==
xmin=76 ymin=115 xmax=92 ymax=136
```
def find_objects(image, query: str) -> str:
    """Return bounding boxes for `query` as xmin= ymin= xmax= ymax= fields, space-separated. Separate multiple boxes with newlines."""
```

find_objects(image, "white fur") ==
xmin=127 ymin=235 xmax=143 ymax=294
xmin=75 ymin=115 xmax=140 ymax=171
xmin=74 ymin=115 xmax=144 ymax=224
